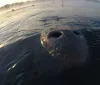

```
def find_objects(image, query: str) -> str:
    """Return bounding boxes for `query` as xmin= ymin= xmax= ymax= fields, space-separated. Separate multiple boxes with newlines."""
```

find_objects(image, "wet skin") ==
xmin=0 ymin=28 xmax=100 ymax=85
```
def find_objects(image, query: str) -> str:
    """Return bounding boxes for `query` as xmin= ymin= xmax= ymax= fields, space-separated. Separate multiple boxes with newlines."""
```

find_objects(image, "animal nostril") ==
xmin=73 ymin=31 xmax=81 ymax=36
xmin=48 ymin=31 xmax=63 ymax=39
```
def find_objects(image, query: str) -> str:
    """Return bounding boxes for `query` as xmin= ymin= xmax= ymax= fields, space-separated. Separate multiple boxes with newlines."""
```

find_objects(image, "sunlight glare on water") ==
xmin=0 ymin=0 xmax=32 ymax=7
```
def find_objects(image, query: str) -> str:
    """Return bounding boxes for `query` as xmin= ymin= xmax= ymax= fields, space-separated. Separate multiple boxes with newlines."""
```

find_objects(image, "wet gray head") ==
xmin=40 ymin=28 xmax=88 ymax=67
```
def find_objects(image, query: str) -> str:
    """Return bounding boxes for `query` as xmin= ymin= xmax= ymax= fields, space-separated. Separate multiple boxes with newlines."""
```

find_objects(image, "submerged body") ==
xmin=0 ymin=27 xmax=100 ymax=85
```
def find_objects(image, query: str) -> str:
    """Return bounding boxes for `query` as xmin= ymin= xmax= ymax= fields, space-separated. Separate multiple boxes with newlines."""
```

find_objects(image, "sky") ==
xmin=0 ymin=0 xmax=31 ymax=7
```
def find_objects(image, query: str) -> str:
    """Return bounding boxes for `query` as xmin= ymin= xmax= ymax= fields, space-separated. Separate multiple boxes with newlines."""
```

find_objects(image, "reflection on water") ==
xmin=0 ymin=0 xmax=100 ymax=46
xmin=0 ymin=43 xmax=5 ymax=48
xmin=8 ymin=63 xmax=17 ymax=71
